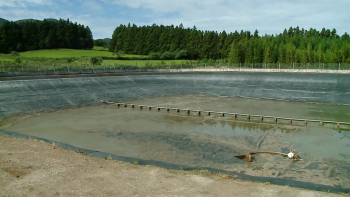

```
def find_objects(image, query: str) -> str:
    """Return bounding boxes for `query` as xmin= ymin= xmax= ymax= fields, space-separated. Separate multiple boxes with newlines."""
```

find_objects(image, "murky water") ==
xmin=2 ymin=96 xmax=350 ymax=188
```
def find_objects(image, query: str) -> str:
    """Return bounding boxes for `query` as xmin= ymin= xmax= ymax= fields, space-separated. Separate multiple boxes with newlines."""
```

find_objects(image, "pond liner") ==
xmin=1 ymin=129 xmax=349 ymax=194
xmin=2 ymin=72 xmax=350 ymax=122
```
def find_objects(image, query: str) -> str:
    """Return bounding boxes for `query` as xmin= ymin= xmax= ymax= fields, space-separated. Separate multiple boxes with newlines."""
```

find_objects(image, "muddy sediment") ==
xmin=2 ymin=96 xmax=350 ymax=189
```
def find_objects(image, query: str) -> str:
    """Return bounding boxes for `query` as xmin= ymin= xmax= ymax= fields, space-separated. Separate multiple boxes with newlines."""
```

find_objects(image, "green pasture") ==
xmin=0 ymin=58 xmax=14 ymax=62
xmin=19 ymin=49 xmax=147 ymax=58
xmin=92 ymin=46 xmax=109 ymax=51
xmin=103 ymin=59 xmax=192 ymax=66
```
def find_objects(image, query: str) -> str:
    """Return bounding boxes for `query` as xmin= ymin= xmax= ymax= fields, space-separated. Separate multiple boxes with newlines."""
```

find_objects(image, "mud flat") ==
xmin=1 ymin=135 xmax=342 ymax=197
xmin=2 ymin=95 xmax=350 ymax=190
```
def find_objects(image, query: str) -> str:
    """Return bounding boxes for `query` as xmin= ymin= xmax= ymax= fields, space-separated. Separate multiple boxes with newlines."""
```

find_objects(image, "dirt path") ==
xmin=0 ymin=135 xmax=343 ymax=197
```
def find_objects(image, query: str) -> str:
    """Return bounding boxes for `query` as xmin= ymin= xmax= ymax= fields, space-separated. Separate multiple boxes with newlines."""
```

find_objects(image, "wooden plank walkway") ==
xmin=100 ymin=100 xmax=350 ymax=129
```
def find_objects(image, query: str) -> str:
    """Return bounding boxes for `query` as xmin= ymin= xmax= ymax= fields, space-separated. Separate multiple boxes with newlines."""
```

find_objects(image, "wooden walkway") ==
xmin=100 ymin=100 xmax=350 ymax=129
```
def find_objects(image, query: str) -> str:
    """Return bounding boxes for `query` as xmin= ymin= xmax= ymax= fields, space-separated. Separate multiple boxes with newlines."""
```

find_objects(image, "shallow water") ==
xmin=3 ymin=96 xmax=350 ymax=188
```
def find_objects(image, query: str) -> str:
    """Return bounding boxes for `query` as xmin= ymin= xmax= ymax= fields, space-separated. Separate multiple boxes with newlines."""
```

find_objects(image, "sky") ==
xmin=0 ymin=0 xmax=349 ymax=39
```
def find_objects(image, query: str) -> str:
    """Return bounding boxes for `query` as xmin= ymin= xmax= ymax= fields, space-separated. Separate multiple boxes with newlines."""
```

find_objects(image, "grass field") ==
xmin=92 ymin=46 xmax=108 ymax=51
xmin=103 ymin=60 xmax=192 ymax=66
xmin=0 ymin=58 xmax=14 ymax=62
xmin=19 ymin=49 xmax=147 ymax=58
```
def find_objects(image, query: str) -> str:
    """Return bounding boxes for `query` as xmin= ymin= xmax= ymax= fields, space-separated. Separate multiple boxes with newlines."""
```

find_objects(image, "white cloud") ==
xmin=0 ymin=7 xmax=61 ymax=21
xmin=0 ymin=0 xmax=51 ymax=7
xmin=0 ymin=0 xmax=349 ymax=38
xmin=80 ymin=0 xmax=104 ymax=11
xmin=110 ymin=0 xmax=350 ymax=36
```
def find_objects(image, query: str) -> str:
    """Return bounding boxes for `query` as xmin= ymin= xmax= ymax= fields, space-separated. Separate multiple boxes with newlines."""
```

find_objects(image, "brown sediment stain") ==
xmin=1 ymin=162 xmax=32 ymax=178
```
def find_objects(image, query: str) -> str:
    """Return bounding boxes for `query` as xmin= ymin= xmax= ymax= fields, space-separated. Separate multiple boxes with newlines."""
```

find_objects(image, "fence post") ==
xmin=205 ymin=63 xmax=206 ymax=69
xmin=339 ymin=63 xmax=341 ymax=70
xmin=293 ymin=63 xmax=294 ymax=69
xmin=279 ymin=63 xmax=280 ymax=70
xmin=323 ymin=63 xmax=324 ymax=70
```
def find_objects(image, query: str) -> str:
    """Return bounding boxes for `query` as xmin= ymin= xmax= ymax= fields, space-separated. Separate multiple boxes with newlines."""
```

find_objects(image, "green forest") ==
xmin=1 ymin=18 xmax=350 ymax=64
xmin=0 ymin=19 xmax=94 ymax=53
xmin=110 ymin=24 xmax=350 ymax=64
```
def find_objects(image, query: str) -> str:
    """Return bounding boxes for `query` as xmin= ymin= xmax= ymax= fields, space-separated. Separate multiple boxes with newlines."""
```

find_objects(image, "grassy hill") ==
xmin=15 ymin=18 xmax=58 ymax=24
xmin=0 ymin=18 xmax=59 ymax=25
xmin=93 ymin=38 xmax=111 ymax=48
xmin=19 ymin=49 xmax=146 ymax=58
xmin=0 ymin=48 xmax=193 ymax=67
xmin=15 ymin=19 xmax=40 ymax=24
xmin=103 ymin=38 xmax=111 ymax=45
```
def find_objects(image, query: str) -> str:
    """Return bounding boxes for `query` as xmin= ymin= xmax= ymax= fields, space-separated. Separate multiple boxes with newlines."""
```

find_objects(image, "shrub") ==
xmin=14 ymin=57 xmax=22 ymax=64
xmin=89 ymin=57 xmax=103 ymax=65
xmin=149 ymin=52 xmax=160 ymax=60
xmin=175 ymin=50 xmax=187 ymax=59
xmin=11 ymin=51 xmax=20 ymax=57
xmin=160 ymin=51 xmax=175 ymax=60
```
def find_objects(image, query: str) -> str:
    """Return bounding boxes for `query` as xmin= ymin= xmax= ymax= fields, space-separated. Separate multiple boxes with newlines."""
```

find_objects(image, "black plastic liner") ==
xmin=1 ymin=72 xmax=350 ymax=120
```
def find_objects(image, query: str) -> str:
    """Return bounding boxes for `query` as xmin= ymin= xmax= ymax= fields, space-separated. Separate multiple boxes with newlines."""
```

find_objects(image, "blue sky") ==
xmin=0 ymin=0 xmax=349 ymax=39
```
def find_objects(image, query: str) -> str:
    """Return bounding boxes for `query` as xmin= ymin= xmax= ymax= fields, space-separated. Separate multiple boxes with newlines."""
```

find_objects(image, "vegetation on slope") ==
xmin=0 ymin=19 xmax=93 ymax=53
xmin=0 ymin=18 xmax=7 ymax=26
xmin=110 ymin=24 xmax=350 ymax=63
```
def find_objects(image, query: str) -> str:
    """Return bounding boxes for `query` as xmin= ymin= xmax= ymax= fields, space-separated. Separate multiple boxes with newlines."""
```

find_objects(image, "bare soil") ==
xmin=0 ymin=135 xmax=343 ymax=197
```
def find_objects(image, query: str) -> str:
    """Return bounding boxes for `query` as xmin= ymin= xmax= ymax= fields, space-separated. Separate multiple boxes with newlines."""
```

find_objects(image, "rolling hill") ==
xmin=0 ymin=18 xmax=59 ymax=26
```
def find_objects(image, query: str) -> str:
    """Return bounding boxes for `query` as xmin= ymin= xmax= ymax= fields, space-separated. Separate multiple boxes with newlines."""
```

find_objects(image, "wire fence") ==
xmin=1 ymin=61 xmax=350 ymax=72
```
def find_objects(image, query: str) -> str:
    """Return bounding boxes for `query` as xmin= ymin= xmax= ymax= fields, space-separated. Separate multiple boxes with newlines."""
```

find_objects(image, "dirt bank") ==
xmin=0 ymin=135 xmax=344 ymax=197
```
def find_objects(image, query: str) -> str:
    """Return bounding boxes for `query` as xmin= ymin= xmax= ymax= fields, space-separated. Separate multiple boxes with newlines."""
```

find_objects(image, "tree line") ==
xmin=109 ymin=24 xmax=350 ymax=63
xmin=0 ymin=19 xmax=93 ymax=53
